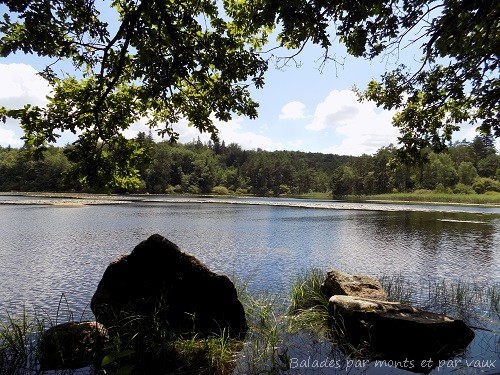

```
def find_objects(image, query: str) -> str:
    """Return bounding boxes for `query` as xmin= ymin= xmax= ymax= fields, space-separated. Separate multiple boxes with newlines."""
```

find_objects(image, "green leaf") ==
xmin=101 ymin=354 xmax=116 ymax=367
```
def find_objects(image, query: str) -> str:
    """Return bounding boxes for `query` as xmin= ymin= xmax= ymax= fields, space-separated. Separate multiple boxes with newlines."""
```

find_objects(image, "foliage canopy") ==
xmin=0 ymin=0 xmax=498 ymax=188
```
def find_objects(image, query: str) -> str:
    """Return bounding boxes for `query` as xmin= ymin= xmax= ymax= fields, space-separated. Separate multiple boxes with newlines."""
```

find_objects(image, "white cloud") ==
xmin=306 ymin=90 xmax=399 ymax=155
xmin=452 ymin=122 xmax=480 ymax=143
xmin=306 ymin=90 xmax=361 ymax=131
xmin=279 ymin=101 xmax=307 ymax=120
xmin=0 ymin=127 xmax=23 ymax=147
xmin=173 ymin=118 xmax=212 ymax=144
xmin=121 ymin=117 xmax=213 ymax=145
xmin=0 ymin=63 xmax=52 ymax=147
xmin=123 ymin=116 xmax=279 ymax=151
xmin=286 ymin=139 xmax=303 ymax=149
xmin=452 ymin=121 xmax=500 ymax=152
xmin=121 ymin=118 xmax=157 ymax=141
xmin=0 ymin=63 xmax=51 ymax=108
xmin=216 ymin=118 xmax=277 ymax=150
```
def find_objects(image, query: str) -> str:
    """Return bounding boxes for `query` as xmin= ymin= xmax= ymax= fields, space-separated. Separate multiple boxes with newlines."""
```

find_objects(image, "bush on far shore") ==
xmin=212 ymin=186 xmax=230 ymax=195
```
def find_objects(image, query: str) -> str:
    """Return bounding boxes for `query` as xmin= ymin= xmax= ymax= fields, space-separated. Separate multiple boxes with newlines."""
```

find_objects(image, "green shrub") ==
xmin=279 ymin=185 xmax=291 ymax=195
xmin=188 ymin=185 xmax=201 ymax=194
xmin=413 ymin=189 xmax=434 ymax=194
xmin=473 ymin=177 xmax=500 ymax=193
xmin=434 ymin=184 xmax=452 ymax=194
xmin=212 ymin=186 xmax=230 ymax=195
xmin=235 ymin=188 xmax=248 ymax=195
xmin=472 ymin=179 xmax=486 ymax=194
xmin=164 ymin=185 xmax=176 ymax=194
xmin=453 ymin=183 xmax=476 ymax=194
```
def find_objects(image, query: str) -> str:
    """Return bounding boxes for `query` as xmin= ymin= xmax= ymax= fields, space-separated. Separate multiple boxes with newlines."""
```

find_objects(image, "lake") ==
xmin=0 ymin=195 xmax=499 ymax=374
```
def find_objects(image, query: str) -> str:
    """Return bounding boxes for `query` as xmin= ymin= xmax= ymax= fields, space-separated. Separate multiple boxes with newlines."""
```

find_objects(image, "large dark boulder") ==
xmin=91 ymin=234 xmax=247 ymax=338
xmin=38 ymin=321 xmax=109 ymax=370
xmin=329 ymin=295 xmax=475 ymax=363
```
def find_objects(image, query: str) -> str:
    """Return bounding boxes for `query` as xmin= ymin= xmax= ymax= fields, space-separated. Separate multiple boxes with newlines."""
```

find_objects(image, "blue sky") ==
xmin=0 ymin=5 xmax=485 ymax=155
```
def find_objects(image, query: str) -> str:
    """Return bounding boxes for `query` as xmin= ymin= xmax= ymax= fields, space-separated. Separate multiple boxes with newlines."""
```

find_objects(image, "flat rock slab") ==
xmin=329 ymin=295 xmax=475 ymax=362
xmin=321 ymin=269 xmax=387 ymax=300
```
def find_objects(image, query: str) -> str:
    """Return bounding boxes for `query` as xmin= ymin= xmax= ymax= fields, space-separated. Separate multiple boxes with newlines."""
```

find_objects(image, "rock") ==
xmin=321 ymin=269 xmax=387 ymax=300
xmin=91 ymin=234 xmax=247 ymax=338
xmin=329 ymin=295 xmax=475 ymax=362
xmin=38 ymin=321 xmax=109 ymax=370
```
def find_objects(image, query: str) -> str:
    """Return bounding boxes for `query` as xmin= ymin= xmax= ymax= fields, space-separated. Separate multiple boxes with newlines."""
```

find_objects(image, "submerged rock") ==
xmin=321 ymin=269 xmax=387 ymax=300
xmin=329 ymin=295 xmax=475 ymax=362
xmin=91 ymin=234 xmax=247 ymax=338
xmin=38 ymin=321 xmax=109 ymax=370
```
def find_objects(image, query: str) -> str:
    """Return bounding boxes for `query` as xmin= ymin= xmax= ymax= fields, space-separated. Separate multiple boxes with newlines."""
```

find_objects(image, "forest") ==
xmin=1 ymin=133 xmax=499 ymax=197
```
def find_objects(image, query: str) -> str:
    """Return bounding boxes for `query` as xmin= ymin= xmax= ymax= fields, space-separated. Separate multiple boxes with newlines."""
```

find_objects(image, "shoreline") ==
xmin=1 ymin=192 xmax=500 ymax=214
xmin=364 ymin=198 xmax=500 ymax=208
xmin=0 ymin=192 xmax=133 ymax=206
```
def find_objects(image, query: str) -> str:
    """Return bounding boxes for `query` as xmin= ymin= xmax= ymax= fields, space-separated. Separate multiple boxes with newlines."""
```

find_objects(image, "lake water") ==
xmin=0 ymin=195 xmax=499 ymax=374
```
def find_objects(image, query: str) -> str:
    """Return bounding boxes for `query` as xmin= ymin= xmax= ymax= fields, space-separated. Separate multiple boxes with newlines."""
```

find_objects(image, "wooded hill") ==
xmin=1 ymin=134 xmax=499 ymax=197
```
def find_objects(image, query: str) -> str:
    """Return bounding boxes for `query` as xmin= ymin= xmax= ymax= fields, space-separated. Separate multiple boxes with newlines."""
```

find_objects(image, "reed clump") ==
xmin=287 ymin=268 xmax=330 ymax=338
xmin=0 ymin=308 xmax=41 ymax=375
xmin=232 ymin=279 xmax=291 ymax=374
xmin=379 ymin=275 xmax=500 ymax=325
xmin=286 ymin=269 xmax=374 ymax=358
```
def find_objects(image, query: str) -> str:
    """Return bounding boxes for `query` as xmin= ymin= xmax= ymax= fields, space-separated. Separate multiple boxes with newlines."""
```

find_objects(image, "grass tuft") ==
xmin=0 ymin=306 xmax=55 ymax=375
xmin=287 ymin=269 xmax=330 ymax=338
xmin=378 ymin=274 xmax=414 ymax=304
xmin=233 ymin=288 xmax=288 ymax=374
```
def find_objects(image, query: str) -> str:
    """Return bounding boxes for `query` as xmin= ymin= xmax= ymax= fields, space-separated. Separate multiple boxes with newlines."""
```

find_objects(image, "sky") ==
xmin=0 ymin=5 xmax=486 ymax=156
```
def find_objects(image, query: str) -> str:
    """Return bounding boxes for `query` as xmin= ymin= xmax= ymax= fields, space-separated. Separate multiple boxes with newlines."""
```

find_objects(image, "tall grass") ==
xmin=0 ymin=308 xmax=41 ymax=374
xmin=287 ymin=269 xmax=330 ymax=337
xmin=378 ymin=274 xmax=414 ymax=304
xmin=0 ymin=301 xmax=95 ymax=375
xmin=363 ymin=192 xmax=500 ymax=205
xmin=95 ymin=302 xmax=244 ymax=375
xmin=233 ymin=280 xmax=290 ymax=374
xmin=379 ymin=275 xmax=500 ymax=326
xmin=286 ymin=269 xmax=379 ymax=358
xmin=487 ymin=284 xmax=500 ymax=315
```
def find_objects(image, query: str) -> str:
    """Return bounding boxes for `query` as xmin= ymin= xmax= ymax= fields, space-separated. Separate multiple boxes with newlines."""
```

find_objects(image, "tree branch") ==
xmin=94 ymin=0 xmax=152 ymax=133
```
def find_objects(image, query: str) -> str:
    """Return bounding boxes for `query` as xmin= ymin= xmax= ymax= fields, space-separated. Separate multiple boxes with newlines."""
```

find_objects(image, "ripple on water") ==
xmin=0 ymin=200 xmax=499 ymax=317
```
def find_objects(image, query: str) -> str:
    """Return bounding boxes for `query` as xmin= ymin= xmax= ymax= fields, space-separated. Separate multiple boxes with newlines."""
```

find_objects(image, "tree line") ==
xmin=1 ymin=133 xmax=499 ymax=197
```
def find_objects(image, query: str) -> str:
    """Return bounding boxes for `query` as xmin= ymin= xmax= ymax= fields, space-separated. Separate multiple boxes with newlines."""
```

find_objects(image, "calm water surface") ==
xmin=0 ymin=197 xmax=499 ymax=374
xmin=0 ymin=197 xmax=499 ymax=316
